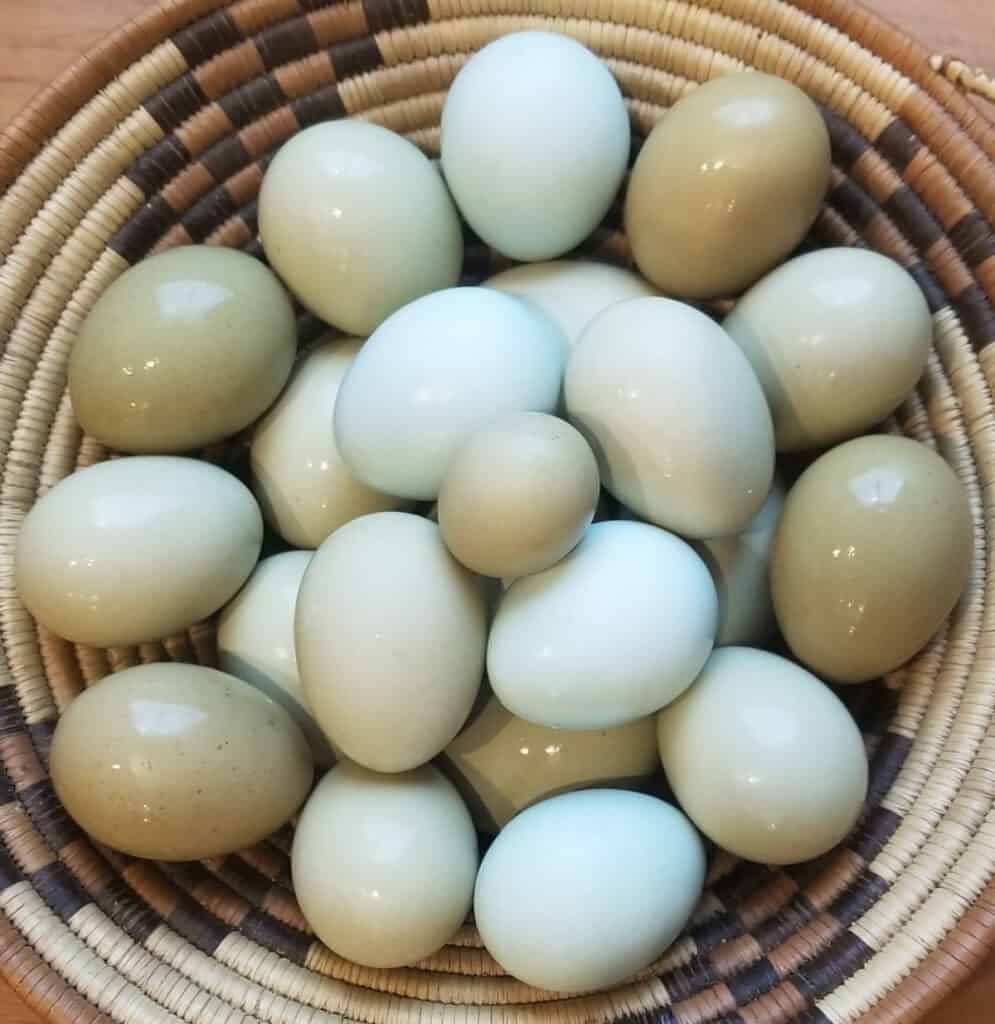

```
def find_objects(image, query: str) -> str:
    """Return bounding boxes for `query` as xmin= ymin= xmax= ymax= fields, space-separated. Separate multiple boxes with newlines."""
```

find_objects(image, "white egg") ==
xmin=565 ymin=297 xmax=775 ymax=538
xmin=488 ymin=521 xmax=717 ymax=729
xmin=292 ymin=762 xmax=477 ymax=968
xmin=334 ymin=288 xmax=567 ymax=500
xmin=474 ymin=790 xmax=705 ymax=992
xmin=295 ymin=512 xmax=488 ymax=772
xmin=441 ymin=32 xmax=630 ymax=261
xmin=217 ymin=551 xmax=334 ymax=766
xmin=724 ymin=247 xmax=933 ymax=451
xmin=658 ymin=647 xmax=869 ymax=865
xmin=693 ymin=477 xmax=785 ymax=647
xmin=484 ymin=260 xmax=657 ymax=343
xmin=250 ymin=337 xmax=407 ymax=548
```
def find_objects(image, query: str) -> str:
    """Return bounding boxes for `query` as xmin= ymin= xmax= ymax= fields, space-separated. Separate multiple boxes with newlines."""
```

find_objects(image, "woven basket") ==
xmin=2 ymin=1 xmax=995 ymax=1022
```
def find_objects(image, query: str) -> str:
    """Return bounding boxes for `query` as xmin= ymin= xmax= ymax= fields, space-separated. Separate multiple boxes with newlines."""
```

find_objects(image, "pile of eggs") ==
xmin=17 ymin=30 xmax=973 ymax=994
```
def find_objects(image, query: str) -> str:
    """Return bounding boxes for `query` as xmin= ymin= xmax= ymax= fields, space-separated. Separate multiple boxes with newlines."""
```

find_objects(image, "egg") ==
xmin=483 ymin=260 xmax=657 ymax=343
xmin=565 ymin=297 xmax=775 ymax=538
xmin=625 ymin=72 xmax=831 ymax=299
xmin=50 ymin=663 xmax=313 ymax=861
xmin=438 ymin=412 xmax=599 ymax=578
xmin=296 ymin=512 xmax=487 ymax=771
xmin=442 ymin=692 xmax=660 ymax=832
xmin=474 ymin=790 xmax=705 ymax=992
xmin=217 ymin=551 xmax=334 ymax=766
xmin=488 ymin=521 xmax=717 ymax=729
xmin=441 ymin=32 xmax=630 ymax=261
xmin=771 ymin=435 xmax=973 ymax=683
xmin=258 ymin=121 xmax=462 ymax=335
xmin=658 ymin=647 xmax=868 ymax=864
xmin=68 ymin=245 xmax=297 ymax=453
xmin=693 ymin=477 xmax=785 ymax=647
xmin=250 ymin=337 xmax=407 ymax=548
xmin=292 ymin=761 xmax=477 ymax=968
xmin=724 ymin=248 xmax=933 ymax=451
xmin=16 ymin=456 xmax=262 ymax=647
xmin=334 ymin=288 xmax=567 ymax=500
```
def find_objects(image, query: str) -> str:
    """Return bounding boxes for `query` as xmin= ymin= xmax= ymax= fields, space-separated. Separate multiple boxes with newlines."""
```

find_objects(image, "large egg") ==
xmin=565 ymin=297 xmax=775 ymax=538
xmin=50 ymin=663 xmax=313 ymax=861
xmin=258 ymin=121 xmax=462 ymax=335
xmin=724 ymin=248 xmax=933 ymax=451
xmin=474 ymin=790 xmax=705 ymax=992
xmin=488 ymin=521 xmax=717 ymax=729
xmin=217 ymin=551 xmax=333 ymax=766
xmin=771 ymin=435 xmax=973 ymax=683
xmin=658 ymin=647 xmax=868 ymax=864
xmin=16 ymin=456 xmax=262 ymax=647
xmin=438 ymin=412 xmax=600 ymax=578
xmin=484 ymin=260 xmax=657 ymax=343
xmin=68 ymin=245 xmax=297 ymax=453
xmin=292 ymin=762 xmax=477 ymax=968
xmin=442 ymin=692 xmax=660 ymax=832
xmin=335 ymin=288 xmax=566 ymax=500
xmin=625 ymin=72 xmax=831 ymax=299
xmin=441 ymin=32 xmax=630 ymax=261
xmin=296 ymin=512 xmax=488 ymax=771
xmin=250 ymin=337 xmax=406 ymax=548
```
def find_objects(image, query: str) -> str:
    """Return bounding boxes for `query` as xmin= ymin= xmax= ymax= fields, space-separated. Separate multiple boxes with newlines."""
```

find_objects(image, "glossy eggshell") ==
xmin=625 ymin=72 xmax=831 ymax=299
xmin=334 ymin=288 xmax=567 ymax=500
xmin=441 ymin=32 xmax=630 ymax=261
xmin=658 ymin=647 xmax=868 ymax=864
xmin=474 ymin=790 xmax=705 ymax=992
xmin=771 ymin=435 xmax=973 ymax=683
xmin=483 ymin=260 xmax=658 ymax=343
xmin=292 ymin=762 xmax=477 ymax=968
xmin=442 ymin=692 xmax=661 ymax=832
xmin=50 ymin=663 xmax=313 ymax=861
xmin=16 ymin=456 xmax=263 ymax=647
xmin=488 ymin=521 xmax=718 ymax=729
xmin=250 ymin=337 xmax=407 ymax=548
xmin=258 ymin=121 xmax=463 ymax=335
xmin=217 ymin=551 xmax=334 ymax=766
xmin=68 ymin=245 xmax=297 ymax=453
xmin=438 ymin=412 xmax=600 ymax=578
xmin=565 ymin=297 xmax=775 ymax=538
xmin=295 ymin=512 xmax=488 ymax=772
xmin=724 ymin=248 xmax=933 ymax=451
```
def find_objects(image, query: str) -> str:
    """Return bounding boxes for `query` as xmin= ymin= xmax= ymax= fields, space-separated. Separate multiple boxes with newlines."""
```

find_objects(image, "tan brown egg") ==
xmin=771 ymin=435 xmax=973 ymax=683
xmin=625 ymin=72 xmax=831 ymax=300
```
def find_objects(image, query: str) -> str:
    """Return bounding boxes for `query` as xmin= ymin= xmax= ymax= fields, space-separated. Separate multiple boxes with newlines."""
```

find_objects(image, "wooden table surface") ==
xmin=1 ymin=0 xmax=994 ymax=1021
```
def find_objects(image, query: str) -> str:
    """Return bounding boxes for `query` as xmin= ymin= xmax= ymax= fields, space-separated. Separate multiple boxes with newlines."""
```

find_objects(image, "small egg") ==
xmin=16 ymin=456 xmax=262 ymax=647
xmin=296 ymin=512 xmax=488 ymax=772
xmin=488 ymin=521 xmax=717 ymax=729
xmin=658 ymin=647 xmax=868 ymax=864
xmin=441 ymin=32 xmax=630 ymax=261
xmin=693 ymin=477 xmax=785 ymax=647
xmin=724 ymin=248 xmax=933 ymax=451
xmin=50 ymin=663 xmax=313 ymax=861
xmin=771 ymin=435 xmax=973 ymax=683
xmin=334 ymin=288 xmax=567 ymax=500
xmin=484 ymin=260 xmax=657 ymax=343
xmin=565 ymin=297 xmax=775 ymax=538
xmin=68 ymin=245 xmax=296 ymax=453
xmin=625 ymin=72 xmax=831 ymax=299
xmin=438 ymin=412 xmax=599 ymax=578
xmin=474 ymin=790 xmax=705 ymax=992
xmin=292 ymin=761 xmax=477 ymax=968
xmin=217 ymin=551 xmax=334 ymax=766
xmin=259 ymin=121 xmax=463 ymax=335
xmin=250 ymin=337 xmax=407 ymax=548
xmin=442 ymin=691 xmax=660 ymax=832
